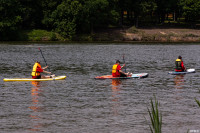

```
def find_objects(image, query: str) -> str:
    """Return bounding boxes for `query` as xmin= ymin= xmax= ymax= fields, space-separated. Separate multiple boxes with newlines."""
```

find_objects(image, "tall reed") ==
xmin=195 ymin=98 xmax=200 ymax=107
xmin=147 ymin=97 xmax=162 ymax=133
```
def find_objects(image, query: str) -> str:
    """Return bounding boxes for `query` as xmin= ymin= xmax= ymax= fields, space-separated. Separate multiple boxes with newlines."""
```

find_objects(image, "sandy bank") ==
xmin=92 ymin=27 xmax=200 ymax=42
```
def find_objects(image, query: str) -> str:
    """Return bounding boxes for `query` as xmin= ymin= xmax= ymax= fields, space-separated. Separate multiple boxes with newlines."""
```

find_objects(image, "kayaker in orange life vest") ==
xmin=31 ymin=61 xmax=52 ymax=79
xmin=112 ymin=60 xmax=131 ymax=77
xmin=175 ymin=56 xmax=186 ymax=72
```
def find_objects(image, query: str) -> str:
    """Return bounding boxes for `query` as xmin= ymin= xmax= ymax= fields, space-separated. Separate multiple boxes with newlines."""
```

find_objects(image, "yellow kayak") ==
xmin=3 ymin=76 xmax=66 ymax=82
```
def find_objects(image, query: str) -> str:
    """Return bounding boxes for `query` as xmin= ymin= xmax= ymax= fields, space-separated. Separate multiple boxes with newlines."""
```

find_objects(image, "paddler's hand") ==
xmin=122 ymin=64 xmax=126 ymax=68
xmin=125 ymin=72 xmax=132 ymax=76
xmin=50 ymin=74 xmax=55 ymax=78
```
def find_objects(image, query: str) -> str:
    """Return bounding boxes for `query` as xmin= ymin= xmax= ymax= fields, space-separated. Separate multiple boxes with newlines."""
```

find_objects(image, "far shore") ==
xmin=91 ymin=27 xmax=200 ymax=43
xmin=1 ymin=27 xmax=200 ymax=43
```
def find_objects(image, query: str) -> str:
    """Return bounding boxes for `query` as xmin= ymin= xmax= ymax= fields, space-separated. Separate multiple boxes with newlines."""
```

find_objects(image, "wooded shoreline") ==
xmin=2 ymin=0 xmax=200 ymax=42
xmin=2 ymin=27 xmax=200 ymax=43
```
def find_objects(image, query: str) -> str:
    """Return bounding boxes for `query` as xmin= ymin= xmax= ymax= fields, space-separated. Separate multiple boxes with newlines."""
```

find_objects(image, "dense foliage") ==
xmin=0 ymin=0 xmax=200 ymax=40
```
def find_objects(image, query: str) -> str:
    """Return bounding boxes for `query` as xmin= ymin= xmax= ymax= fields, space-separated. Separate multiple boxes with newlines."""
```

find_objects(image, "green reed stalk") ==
xmin=147 ymin=97 xmax=162 ymax=133
xmin=195 ymin=98 xmax=200 ymax=107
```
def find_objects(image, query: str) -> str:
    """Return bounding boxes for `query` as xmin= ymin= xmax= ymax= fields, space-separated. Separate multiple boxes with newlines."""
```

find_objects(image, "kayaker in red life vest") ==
xmin=175 ymin=56 xmax=186 ymax=72
xmin=31 ymin=61 xmax=52 ymax=79
xmin=112 ymin=60 xmax=131 ymax=77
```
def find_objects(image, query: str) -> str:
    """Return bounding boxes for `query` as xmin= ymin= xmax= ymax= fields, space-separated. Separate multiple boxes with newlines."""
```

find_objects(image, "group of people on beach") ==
xmin=31 ymin=56 xmax=186 ymax=79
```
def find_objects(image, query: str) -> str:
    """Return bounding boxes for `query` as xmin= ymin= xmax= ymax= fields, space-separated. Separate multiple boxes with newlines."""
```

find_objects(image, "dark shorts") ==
xmin=32 ymin=75 xmax=41 ymax=79
xmin=120 ymin=73 xmax=127 ymax=77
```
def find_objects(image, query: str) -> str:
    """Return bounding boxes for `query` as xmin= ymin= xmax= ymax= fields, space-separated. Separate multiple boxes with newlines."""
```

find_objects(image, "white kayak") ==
xmin=3 ymin=76 xmax=66 ymax=82
xmin=168 ymin=69 xmax=195 ymax=75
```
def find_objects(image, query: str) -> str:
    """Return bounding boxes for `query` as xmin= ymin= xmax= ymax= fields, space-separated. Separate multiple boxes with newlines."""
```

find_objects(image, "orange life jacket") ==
xmin=31 ymin=62 xmax=41 ymax=76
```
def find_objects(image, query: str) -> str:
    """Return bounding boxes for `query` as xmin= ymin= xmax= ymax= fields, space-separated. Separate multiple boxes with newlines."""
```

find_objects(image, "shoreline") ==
xmin=1 ymin=40 xmax=200 ymax=44
xmin=1 ymin=27 xmax=200 ymax=43
xmin=91 ymin=27 xmax=200 ymax=43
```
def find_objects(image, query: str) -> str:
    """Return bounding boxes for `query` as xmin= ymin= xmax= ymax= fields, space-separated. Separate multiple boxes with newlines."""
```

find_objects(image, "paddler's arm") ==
xmin=181 ymin=61 xmax=186 ymax=71
xmin=121 ymin=64 xmax=125 ymax=69
xmin=119 ymin=70 xmax=129 ymax=76
xmin=39 ymin=66 xmax=51 ymax=74
xmin=43 ymin=70 xmax=51 ymax=74
xmin=42 ymin=66 xmax=48 ymax=70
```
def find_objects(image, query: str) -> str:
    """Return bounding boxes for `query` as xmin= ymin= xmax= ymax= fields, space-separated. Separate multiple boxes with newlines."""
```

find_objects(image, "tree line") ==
xmin=0 ymin=0 xmax=200 ymax=41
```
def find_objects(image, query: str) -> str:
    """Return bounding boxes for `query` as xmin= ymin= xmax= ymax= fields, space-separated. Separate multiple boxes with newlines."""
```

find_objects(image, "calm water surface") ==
xmin=0 ymin=43 xmax=199 ymax=133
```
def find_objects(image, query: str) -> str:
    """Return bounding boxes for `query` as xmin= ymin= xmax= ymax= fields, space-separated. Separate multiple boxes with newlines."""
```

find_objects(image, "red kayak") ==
xmin=95 ymin=73 xmax=148 ymax=79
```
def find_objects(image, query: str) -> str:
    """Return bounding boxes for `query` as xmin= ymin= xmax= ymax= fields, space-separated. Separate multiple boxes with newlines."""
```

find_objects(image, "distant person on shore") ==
xmin=112 ymin=60 xmax=131 ymax=77
xmin=31 ymin=61 xmax=52 ymax=79
xmin=175 ymin=56 xmax=186 ymax=72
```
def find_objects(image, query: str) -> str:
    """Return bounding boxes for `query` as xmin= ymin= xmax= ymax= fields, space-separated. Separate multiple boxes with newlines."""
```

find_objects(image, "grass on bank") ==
xmin=20 ymin=29 xmax=94 ymax=41
xmin=14 ymin=24 xmax=200 ymax=42
xmin=26 ymin=29 xmax=64 ymax=41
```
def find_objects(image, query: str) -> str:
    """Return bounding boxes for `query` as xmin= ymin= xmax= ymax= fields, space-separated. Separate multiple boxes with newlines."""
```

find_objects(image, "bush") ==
xmin=27 ymin=29 xmax=58 ymax=41
xmin=50 ymin=32 xmax=57 ymax=41
xmin=184 ymin=34 xmax=199 ymax=37
xmin=127 ymin=26 xmax=139 ymax=33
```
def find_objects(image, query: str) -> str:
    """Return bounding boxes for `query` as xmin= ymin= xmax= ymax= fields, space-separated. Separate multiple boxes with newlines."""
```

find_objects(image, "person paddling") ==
xmin=31 ymin=61 xmax=52 ymax=79
xmin=175 ymin=56 xmax=186 ymax=72
xmin=112 ymin=60 xmax=131 ymax=77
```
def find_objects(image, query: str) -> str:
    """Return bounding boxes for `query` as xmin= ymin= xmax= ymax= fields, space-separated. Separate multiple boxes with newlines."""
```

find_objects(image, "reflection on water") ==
xmin=111 ymin=79 xmax=121 ymax=116
xmin=174 ymin=75 xmax=185 ymax=89
xmin=29 ymin=81 xmax=43 ymax=131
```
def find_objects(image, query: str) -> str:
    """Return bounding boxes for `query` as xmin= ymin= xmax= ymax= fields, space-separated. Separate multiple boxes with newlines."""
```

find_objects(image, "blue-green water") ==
xmin=0 ymin=43 xmax=199 ymax=133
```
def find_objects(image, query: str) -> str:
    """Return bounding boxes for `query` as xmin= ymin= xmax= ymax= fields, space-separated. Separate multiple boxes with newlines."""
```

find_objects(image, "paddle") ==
xmin=38 ymin=48 xmax=51 ymax=72
xmin=123 ymin=54 xmax=126 ymax=73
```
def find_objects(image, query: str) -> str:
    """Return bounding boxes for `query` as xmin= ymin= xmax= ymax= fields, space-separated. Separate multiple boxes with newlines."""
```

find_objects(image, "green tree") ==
xmin=20 ymin=0 xmax=44 ymax=28
xmin=111 ymin=0 xmax=157 ymax=27
xmin=181 ymin=0 xmax=200 ymax=22
xmin=137 ymin=0 xmax=157 ymax=26
xmin=41 ymin=0 xmax=62 ymax=29
xmin=51 ymin=0 xmax=82 ymax=39
xmin=0 ymin=0 xmax=23 ymax=40
xmin=106 ymin=0 xmax=120 ymax=26
xmin=80 ymin=0 xmax=110 ymax=33
xmin=155 ymin=0 xmax=169 ymax=23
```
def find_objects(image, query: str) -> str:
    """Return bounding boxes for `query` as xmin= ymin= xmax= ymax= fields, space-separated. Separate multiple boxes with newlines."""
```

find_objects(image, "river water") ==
xmin=0 ymin=43 xmax=199 ymax=133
